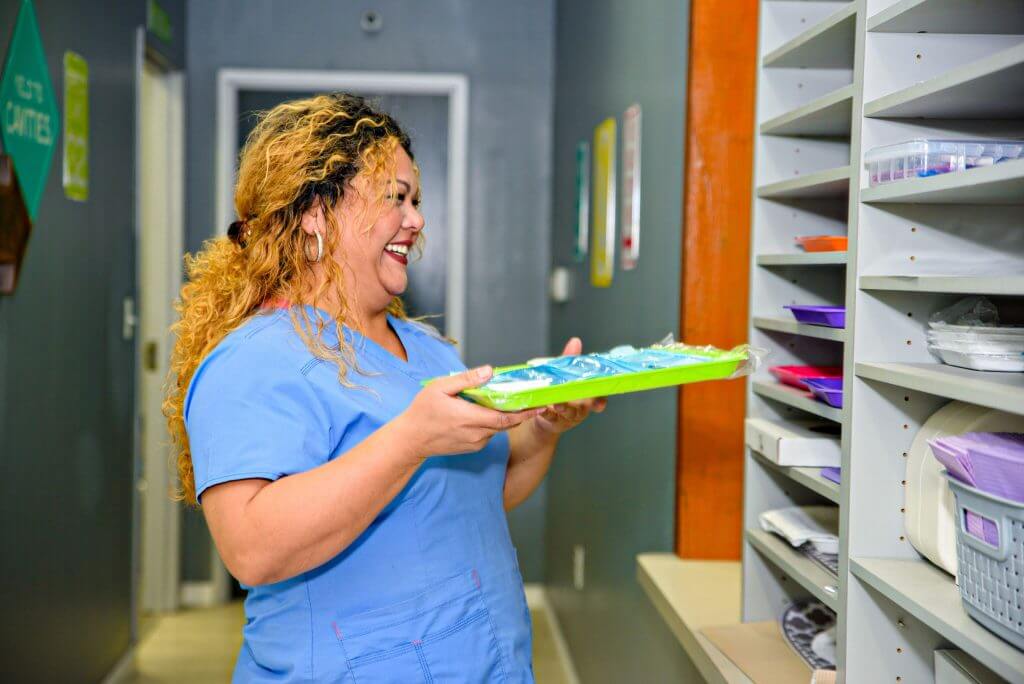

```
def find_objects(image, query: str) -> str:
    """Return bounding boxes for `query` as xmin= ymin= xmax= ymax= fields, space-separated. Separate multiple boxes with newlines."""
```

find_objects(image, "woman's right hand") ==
xmin=398 ymin=366 xmax=541 ymax=460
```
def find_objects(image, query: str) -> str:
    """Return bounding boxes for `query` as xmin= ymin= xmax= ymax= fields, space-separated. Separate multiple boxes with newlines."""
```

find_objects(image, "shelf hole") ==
xmin=897 ymin=619 xmax=906 ymax=629
xmin=897 ymin=677 xmax=903 ymax=682
xmin=901 ymin=480 xmax=907 ymax=486
xmin=900 ymin=507 xmax=905 ymax=514
xmin=797 ymin=82 xmax=803 ymax=89
xmin=899 ymin=535 xmax=906 ymax=542
xmin=910 ymin=255 xmax=916 ymax=261
xmin=915 ymin=52 xmax=922 ymax=60
xmin=903 ymin=396 xmax=910 ymax=402
xmin=910 ymin=227 xmax=917 ymax=233
xmin=903 ymin=424 xmax=909 ymax=430
xmin=902 ymin=452 xmax=908 ymax=458
xmin=906 ymin=340 xmax=912 ymax=346
xmin=896 ymin=647 xmax=903 ymax=654
xmin=907 ymin=312 xmax=913 ymax=318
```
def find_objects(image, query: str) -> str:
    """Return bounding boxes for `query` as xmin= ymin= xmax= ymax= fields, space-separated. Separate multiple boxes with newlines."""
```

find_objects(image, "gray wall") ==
xmin=185 ymin=0 xmax=555 ymax=582
xmin=544 ymin=1 xmax=700 ymax=681
xmin=0 ymin=1 xmax=185 ymax=681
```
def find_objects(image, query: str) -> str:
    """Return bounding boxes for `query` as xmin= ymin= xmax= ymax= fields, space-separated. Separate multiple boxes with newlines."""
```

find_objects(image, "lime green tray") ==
xmin=456 ymin=347 xmax=749 ymax=411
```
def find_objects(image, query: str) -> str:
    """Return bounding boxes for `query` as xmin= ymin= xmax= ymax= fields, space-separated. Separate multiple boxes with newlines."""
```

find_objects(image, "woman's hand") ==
xmin=398 ymin=366 xmax=541 ymax=460
xmin=531 ymin=337 xmax=607 ymax=438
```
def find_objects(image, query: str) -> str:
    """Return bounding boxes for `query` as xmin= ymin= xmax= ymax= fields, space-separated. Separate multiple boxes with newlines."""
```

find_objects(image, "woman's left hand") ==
xmin=531 ymin=338 xmax=607 ymax=438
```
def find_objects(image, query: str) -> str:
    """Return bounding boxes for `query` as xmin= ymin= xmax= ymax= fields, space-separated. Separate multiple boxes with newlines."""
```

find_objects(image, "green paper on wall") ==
xmin=62 ymin=51 xmax=88 ymax=202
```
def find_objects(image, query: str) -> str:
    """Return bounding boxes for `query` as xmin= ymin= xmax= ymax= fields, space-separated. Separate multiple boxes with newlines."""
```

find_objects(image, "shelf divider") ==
xmin=754 ymin=316 xmax=847 ymax=342
xmin=860 ymin=159 xmax=1024 ymax=205
xmin=757 ymin=252 xmax=847 ymax=267
xmin=859 ymin=274 xmax=1024 ymax=297
xmin=752 ymin=379 xmax=844 ymax=422
xmin=855 ymin=362 xmax=1024 ymax=417
xmin=757 ymin=166 xmax=851 ymax=200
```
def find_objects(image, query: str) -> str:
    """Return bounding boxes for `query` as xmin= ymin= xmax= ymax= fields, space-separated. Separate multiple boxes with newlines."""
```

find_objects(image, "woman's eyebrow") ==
xmin=396 ymin=179 xmax=411 ymax=192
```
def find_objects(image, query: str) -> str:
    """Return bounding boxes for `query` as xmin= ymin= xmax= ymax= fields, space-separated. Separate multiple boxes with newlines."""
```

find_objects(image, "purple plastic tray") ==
xmin=804 ymin=378 xmax=843 ymax=408
xmin=785 ymin=305 xmax=846 ymax=329
xmin=820 ymin=467 xmax=841 ymax=485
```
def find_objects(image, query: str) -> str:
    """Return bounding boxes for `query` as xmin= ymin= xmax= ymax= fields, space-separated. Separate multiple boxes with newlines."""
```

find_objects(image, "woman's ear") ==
xmin=299 ymin=203 xmax=326 ymax=237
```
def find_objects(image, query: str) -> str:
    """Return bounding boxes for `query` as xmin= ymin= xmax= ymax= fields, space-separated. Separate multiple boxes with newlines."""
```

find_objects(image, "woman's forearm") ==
xmin=503 ymin=421 xmax=560 ymax=510
xmin=204 ymin=417 xmax=426 ymax=586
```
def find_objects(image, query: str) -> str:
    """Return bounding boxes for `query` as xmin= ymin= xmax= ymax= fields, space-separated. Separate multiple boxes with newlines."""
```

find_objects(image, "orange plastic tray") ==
xmin=795 ymin=235 xmax=848 ymax=252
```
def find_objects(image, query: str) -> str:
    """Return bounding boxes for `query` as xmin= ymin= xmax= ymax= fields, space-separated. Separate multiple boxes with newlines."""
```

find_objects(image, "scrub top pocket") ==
xmin=335 ymin=570 xmax=508 ymax=683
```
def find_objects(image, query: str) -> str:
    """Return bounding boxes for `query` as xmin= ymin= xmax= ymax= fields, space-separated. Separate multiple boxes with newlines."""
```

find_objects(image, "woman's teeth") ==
xmin=385 ymin=243 xmax=409 ymax=256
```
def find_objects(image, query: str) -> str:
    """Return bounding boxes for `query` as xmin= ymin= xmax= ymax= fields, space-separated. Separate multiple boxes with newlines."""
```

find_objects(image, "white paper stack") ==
xmin=759 ymin=506 xmax=839 ymax=555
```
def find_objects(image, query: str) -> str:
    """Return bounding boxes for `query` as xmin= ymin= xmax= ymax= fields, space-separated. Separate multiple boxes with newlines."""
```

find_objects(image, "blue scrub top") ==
xmin=185 ymin=307 xmax=534 ymax=683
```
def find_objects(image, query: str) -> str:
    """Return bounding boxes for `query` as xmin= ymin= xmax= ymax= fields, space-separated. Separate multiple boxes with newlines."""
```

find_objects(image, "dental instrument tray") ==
xmin=434 ymin=340 xmax=764 ymax=411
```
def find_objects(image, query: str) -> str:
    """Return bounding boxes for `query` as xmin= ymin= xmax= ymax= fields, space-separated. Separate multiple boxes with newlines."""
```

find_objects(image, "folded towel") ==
xmin=760 ymin=506 xmax=839 ymax=555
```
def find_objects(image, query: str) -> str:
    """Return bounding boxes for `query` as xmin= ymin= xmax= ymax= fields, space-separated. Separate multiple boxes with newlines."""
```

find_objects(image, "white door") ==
xmin=138 ymin=59 xmax=185 ymax=614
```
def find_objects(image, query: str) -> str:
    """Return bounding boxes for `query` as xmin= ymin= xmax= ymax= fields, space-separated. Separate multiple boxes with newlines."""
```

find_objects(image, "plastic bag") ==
xmin=477 ymin=333 xmax=768 ymax=398
xmin=930 ymin=296 xmax=1000 ymax=327
xmin=650 ymin=333 xmax=768 ymax=380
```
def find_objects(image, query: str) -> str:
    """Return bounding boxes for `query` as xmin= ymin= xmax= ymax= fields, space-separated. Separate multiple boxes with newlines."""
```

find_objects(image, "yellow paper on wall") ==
xmin=590 ymin=117 xmax=616 ymax=287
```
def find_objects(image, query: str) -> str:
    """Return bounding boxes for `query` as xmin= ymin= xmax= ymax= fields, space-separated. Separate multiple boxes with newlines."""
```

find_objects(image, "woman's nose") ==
xmin=405 ymin=207 xmax=425 ymax=233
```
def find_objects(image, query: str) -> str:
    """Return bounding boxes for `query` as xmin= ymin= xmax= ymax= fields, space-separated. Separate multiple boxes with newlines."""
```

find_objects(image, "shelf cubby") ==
xmin=745 ymin=528 xmax=840 ymax=611
xmin=750 ymin=449 xmax=841 ymax=504
xmin=868 ymin=0 xmax=1024 ymax=36
xmin=760 ymin=84 xmax=855 ymax=137
xmin=864 ymin=42 xmax=1024 ymax=119
xmin=851 ymin=558 xmax=1024 ymax=684
xmin=763 ymin=3 xmax=857 ymax=69
xmin=756 ymin=166 xmax=851 ymax=200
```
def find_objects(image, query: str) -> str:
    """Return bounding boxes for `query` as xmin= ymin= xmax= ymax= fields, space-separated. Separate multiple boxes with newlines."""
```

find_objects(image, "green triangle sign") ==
xmin=0 ymin=0 xmax=59 ymax=220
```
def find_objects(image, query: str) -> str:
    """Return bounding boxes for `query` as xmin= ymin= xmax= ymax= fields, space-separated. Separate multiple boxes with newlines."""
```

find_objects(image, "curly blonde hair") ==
xmin=165 ymin=93 xmax=416 ymax=505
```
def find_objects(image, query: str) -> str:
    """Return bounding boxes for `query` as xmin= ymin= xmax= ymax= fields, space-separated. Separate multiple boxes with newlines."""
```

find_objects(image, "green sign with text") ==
xmin=0 ymin=0 xmax=59 ymax=219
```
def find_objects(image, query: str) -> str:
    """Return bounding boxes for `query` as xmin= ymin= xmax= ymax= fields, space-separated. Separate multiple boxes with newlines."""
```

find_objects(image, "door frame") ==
xmin=207 ymin=68 xmax=469 ymax=605
xmin=216 ymin=69 xmax=470 ymax=347
xmin=132 ymin=27 xmax=186 ymax=620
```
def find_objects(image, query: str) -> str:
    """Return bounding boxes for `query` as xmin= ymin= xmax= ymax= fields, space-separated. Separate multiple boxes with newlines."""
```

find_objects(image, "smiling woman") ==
xmin=162 ymin=93 xmax=602 ymax=682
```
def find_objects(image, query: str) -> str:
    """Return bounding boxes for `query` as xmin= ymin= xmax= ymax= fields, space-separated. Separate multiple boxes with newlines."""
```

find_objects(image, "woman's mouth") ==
xmin=384 ymin=241 xmax=411 ymax=265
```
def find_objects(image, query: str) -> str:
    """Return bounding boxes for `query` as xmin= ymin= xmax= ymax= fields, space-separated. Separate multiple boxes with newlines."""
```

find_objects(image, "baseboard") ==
xmin=523 ymin=583 xmax=581 ymax=684
xmin=100 ymin=647 xmax=136 ymax=684
xmin=180 ymin=580 xmax=220 ymax=608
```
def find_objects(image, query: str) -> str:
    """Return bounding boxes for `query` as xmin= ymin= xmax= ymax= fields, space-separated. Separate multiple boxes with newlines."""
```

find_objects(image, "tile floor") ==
xmin=128 ymin=602 xmax=572 ymax=683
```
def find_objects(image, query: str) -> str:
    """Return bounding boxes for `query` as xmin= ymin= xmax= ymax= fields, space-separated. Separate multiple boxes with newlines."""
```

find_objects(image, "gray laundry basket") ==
xmin=947 ymin=475 xmax=1024 ymax=650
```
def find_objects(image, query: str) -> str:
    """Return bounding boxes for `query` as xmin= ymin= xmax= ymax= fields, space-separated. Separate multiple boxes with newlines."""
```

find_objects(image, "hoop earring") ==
xmin=306 ymin=231 xmax=324 ymax=263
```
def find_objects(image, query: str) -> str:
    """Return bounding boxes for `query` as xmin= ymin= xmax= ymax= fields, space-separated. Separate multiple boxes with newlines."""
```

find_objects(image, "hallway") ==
xmin=128 ymin=602 xmax=574 ymax=683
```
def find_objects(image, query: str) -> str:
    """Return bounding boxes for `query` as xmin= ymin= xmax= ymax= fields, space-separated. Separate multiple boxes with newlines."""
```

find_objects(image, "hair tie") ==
xmin=228 ymin=220 xmax=247 ymax=246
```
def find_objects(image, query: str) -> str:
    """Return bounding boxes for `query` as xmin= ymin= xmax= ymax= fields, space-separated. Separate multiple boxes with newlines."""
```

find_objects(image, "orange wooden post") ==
xmin=676 ymin=0 xmax=758 ymax=560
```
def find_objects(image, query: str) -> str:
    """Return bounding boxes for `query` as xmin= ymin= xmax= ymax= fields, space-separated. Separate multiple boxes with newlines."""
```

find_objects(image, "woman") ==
xmin=165 ymin=93 xmax=604 ymax=683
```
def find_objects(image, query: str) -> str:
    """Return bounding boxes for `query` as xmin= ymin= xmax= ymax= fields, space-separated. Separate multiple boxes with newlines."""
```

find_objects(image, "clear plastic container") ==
xmin=864 ymin=139 xmax=1024 ymax=187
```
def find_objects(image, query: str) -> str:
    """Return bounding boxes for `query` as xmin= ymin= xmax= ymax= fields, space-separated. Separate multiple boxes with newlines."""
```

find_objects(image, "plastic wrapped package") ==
xmin=927 ymin=297 xmax=1024 ymax=372
xmin=437 ymin=335 xmax=768 ymax=411
xmin=864 ymin=139 xmax=1024 ymax=187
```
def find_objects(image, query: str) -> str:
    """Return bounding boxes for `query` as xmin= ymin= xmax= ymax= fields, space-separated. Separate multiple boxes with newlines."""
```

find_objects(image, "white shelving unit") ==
xmin=640 ymin=1 xmax=1024 ymax=682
